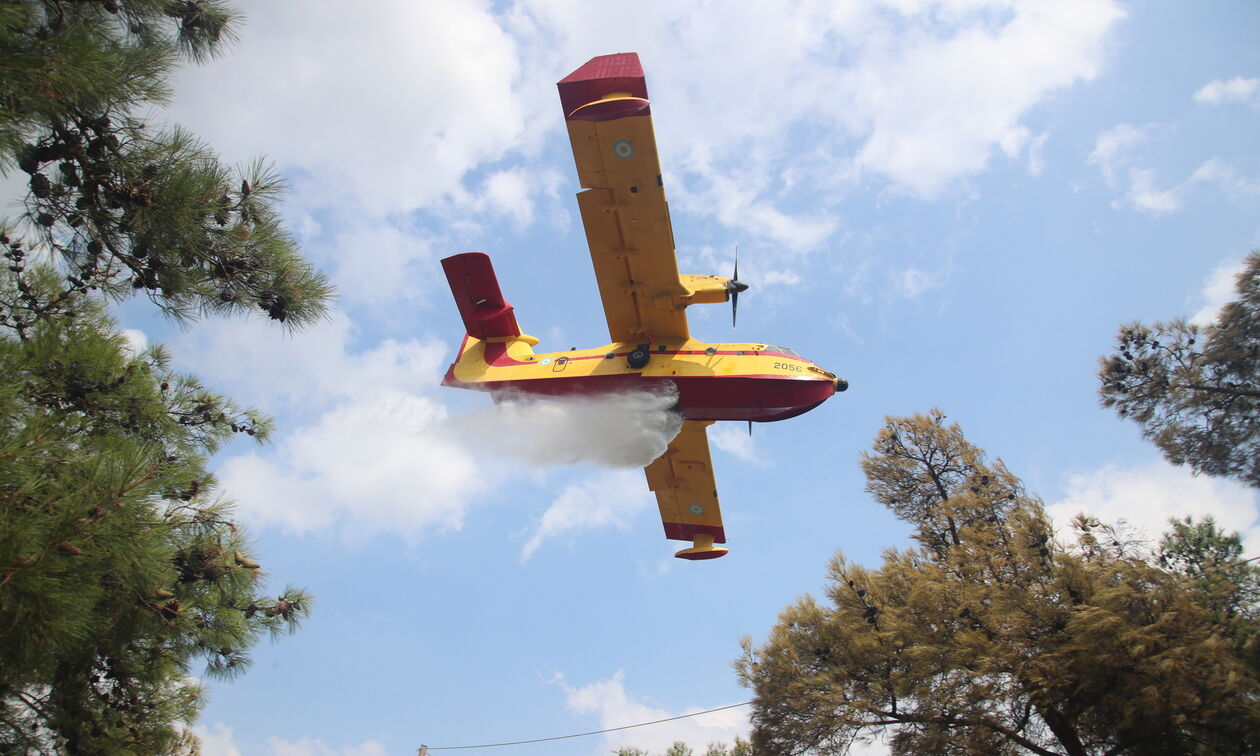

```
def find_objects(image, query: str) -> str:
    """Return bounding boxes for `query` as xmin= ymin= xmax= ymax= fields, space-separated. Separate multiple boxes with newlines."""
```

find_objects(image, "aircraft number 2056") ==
xmin=774 ymin=362 xmax=803 ymax=372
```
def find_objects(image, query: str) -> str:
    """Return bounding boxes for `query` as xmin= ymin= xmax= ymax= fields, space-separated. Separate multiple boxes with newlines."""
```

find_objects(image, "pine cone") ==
xmin=30 ymin=174 xmax=51 ymax=198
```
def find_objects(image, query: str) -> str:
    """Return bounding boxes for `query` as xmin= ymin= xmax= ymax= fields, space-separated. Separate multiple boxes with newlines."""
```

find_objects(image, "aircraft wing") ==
xmin=645 ymin=420 xmax=728 ymax=559
xmin=558 ymin=53 xmax=690 ymax=344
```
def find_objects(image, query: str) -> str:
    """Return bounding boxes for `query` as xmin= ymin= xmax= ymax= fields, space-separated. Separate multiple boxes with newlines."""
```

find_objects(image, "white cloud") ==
xmin=1047 ymin=461 xmax=1260 ymax=556
xmin=314 ymin=221 xmax=441 ymax=312
xmin=0 ymin=166 xmax=29 ymax=210
xmin=1088 ymin=123 xmax=1155 ymax=189
xmin=1193 ymin=76 xmax=1260 ymax=108
xmin=1191 ymin=256 xmax=1247 ymax=327
xmin=674 ymin=173 xmax=840 ymax=253
xmin=167 ymin=0 xmax=534 ymax=217
xmin=265 ymin=737 xmax=388 ymax=756
xmin=1026 ymin=131 xmax=1050 ymax=177
xmin=1111 ymin=159 xmax=1260 ymax=215
xmin=760 ymin=269 xmax=804 ymax=287
xmin=170 ymin=312 xmax=447 ymax=414
xmin=1188 ymin=157 xmax=1260 ymax=200
xmin=479 ymin=167 xmax=550 ymax=226
xmin=120 ymin=328 xmax=148 ymax=357
xmin=194 ymin=723 xmax=244 ymax=756
xmin=893 ymin=264 xmax=949 ymax=298
xmin=1123 ymin=167 xmax=1182 ymax=215
xmin=839 ymin=0 xmax=1123 ymax=198
xmin=219 ymin=390 xmax=481 ymax=542
xmin=709 ymin=422 xmax=765 ymax=465
xmin=193 ymin=723 xmax=386 ymax=756
xmin=172 ymin=313 xmax=484 ymax=541
xmin=521 ymin=470 xmax=654 ymax=561
xmin=1089 ymin=127 xmax=1257 ymax=215
xmin=557 ymin=670 xmax=749 ymax=755
xmin=830 ymin=312 xmax=865 ymax=345
xmin=164 ymin=0 xmax=1124 ymax=273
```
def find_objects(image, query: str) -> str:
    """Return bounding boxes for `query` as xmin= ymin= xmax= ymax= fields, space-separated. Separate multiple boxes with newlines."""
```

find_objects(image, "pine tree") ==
xmin=737 ymin=411 xmax=1260 ymax=755
xmin=1158 ymin=516 xmax=1260 ymax=673
xmin=0 ymin=271 xmax=311 ymax=751
xmin=0 ymin=0 xmax=332 ymax=330
xmin=0 ymin=1 xmax=329 ymax=750
xmin=615 ymin=741 xmax=751 ymax=756
xmin=1098 ymin=252 xmax=1260 ymax=487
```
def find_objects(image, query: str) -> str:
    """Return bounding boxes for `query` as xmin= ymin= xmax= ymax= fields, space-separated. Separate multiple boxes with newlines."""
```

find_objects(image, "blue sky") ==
xmin=99 ymin=0 xmax=1260 ymax=753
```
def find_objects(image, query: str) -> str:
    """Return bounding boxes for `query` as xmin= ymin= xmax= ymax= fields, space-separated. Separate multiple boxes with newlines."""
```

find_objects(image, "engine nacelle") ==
xmin=677 ymin=274 xmax=733 ymax=308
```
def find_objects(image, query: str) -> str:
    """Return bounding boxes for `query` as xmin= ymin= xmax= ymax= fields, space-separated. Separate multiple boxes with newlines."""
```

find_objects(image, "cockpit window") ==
xmin=765 ymin=345 xmax=799 ymax=358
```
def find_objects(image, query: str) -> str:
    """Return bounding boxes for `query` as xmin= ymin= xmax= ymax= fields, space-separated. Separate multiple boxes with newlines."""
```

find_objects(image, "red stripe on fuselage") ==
xmin=445 ymin=372 xmax=836 ymax=423
xmin=485 ymin=348 xmax=811 ymax=367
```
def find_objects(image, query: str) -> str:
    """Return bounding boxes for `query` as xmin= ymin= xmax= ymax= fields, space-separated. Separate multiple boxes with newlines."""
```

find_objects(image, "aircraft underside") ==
xmin=450 ymin=373 xmax=838 ymax=423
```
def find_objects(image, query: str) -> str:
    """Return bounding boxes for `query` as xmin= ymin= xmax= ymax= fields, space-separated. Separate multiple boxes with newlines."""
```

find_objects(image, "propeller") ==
xmin=727 ymin=246 xmax=749 ymax=328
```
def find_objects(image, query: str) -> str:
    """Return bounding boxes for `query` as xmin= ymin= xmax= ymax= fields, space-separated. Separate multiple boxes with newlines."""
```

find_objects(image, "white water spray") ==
xmin=454 ymin=384 xmax=683 ymax=468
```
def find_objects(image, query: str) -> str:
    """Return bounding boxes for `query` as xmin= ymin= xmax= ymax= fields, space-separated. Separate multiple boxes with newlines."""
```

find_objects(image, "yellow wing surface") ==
xmin=559 ymin=53 xmax=689 ymax=344
xmin=559 ymin=54 xmax=729 ymax=559
xmin=644 ymin=421 xmax=728 ymax=560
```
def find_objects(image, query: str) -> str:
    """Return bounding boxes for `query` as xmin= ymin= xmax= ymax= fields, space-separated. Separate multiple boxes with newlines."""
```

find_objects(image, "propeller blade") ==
xmin=728 ymin=245 xmax=748 ymax=328
xmin=747 ymin=420 xmax=752 ymax=436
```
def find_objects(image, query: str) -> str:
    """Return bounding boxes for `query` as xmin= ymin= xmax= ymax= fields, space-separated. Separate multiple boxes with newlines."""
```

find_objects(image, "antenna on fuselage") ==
xmin=728 ymin=245 xmax=749 ymax=328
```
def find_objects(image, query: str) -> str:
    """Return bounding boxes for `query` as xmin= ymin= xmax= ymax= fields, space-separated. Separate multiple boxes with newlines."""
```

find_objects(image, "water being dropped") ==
xmin=454 ymin=384 xmax=682 ymax=468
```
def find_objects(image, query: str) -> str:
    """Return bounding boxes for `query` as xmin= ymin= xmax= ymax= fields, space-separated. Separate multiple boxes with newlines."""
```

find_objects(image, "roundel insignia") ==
xmin=688 ymin=504 xmax=704 ymax=515
xmin=611 ymin=140 xmax=635 ymax=160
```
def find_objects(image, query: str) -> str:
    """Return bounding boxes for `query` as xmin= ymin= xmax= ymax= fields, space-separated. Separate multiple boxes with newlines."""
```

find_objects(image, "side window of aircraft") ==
xmin=767 ymin=345 xmax=799 ymax=358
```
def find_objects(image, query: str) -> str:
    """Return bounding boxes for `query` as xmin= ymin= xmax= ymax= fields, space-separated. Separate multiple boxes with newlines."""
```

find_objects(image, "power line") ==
xmin=419 ymin=700 xmax=752 ymax=752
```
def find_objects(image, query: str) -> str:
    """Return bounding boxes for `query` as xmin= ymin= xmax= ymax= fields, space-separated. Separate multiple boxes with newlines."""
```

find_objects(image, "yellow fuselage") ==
xmin=443 ymin=335 xmax=842 ymax=422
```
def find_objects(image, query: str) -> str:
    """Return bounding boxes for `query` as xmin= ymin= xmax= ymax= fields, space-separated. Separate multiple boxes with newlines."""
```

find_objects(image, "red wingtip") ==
xmin=557 ymin=53 xmax=650 ymax=121
xmin=558 ymin=52 xmax=644 ymax=84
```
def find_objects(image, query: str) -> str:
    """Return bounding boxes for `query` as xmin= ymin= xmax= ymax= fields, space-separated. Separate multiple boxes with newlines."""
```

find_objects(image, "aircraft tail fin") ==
xmin=441 ymin=252 xmax=522 ymax=340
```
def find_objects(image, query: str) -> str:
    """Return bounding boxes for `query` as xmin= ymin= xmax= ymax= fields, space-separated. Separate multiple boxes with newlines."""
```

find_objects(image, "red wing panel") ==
xmin=557 ymin=53 xmax=650 ymax=119
xmin=441 ymin=252 xmax=521 ymax=340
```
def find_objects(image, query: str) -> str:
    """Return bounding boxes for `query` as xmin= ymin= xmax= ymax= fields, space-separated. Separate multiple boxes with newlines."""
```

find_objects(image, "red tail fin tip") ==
xmin=441 ymin=252 xmax=523 ymax=340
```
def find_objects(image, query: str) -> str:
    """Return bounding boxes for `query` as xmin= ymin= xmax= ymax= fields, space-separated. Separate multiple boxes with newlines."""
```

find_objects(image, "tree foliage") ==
xmin=1 ymin=0 xmax=331 ymax=329
xmin=615 ymin=739 xmax=752 ymax=756
xmin=0 ymin=272 xmax=311 ymax=752
xmin=1099 ymin=252 xmax=1260 ymax=487
xmin=1158 ymin=516 xmax=1260 ymax=672
xmin=0 ymin=1 xmax=329 ymax=750
xmin=737 ymin=411 xmax=1260 ymax=756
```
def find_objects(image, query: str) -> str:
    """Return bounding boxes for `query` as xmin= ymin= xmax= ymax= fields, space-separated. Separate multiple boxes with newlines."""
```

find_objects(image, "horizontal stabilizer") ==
xmin=441 ymin=252 xmax=522 ymax=340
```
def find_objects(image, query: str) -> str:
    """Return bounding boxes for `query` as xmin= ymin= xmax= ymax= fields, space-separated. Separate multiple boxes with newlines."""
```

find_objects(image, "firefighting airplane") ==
xmin=440 ymin=53 xmax=846 ymax=560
